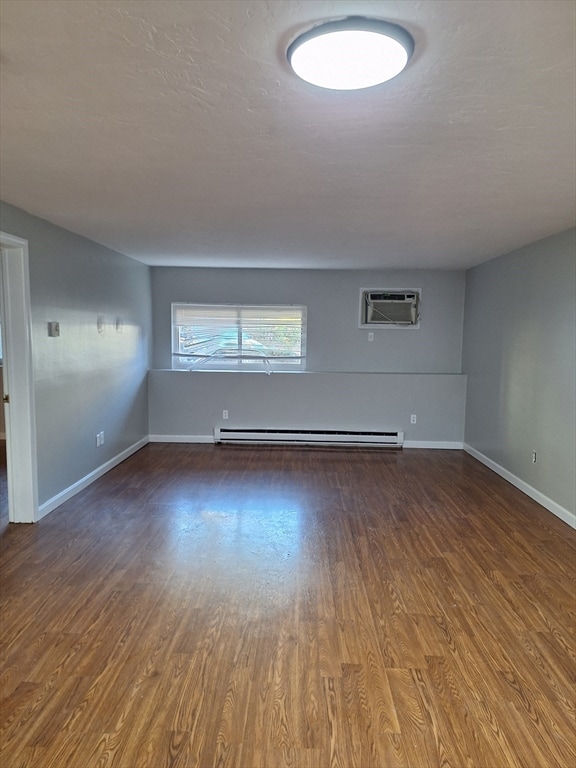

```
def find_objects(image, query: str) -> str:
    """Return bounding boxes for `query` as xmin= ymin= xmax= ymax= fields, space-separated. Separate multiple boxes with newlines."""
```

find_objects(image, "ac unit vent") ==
xmin=360 ymin=290 xmax=420 ymax=326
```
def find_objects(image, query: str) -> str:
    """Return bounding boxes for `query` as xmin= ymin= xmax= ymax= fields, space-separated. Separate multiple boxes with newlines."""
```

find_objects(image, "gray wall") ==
xmin=149 ymin=370 xmax=466 ymax=445
xmin=150 ymin=267 xmax=467 ymax=442
xmin=0 ymin=201 xmax=152 ymax=506
xmin=463 ymin=228 xmax=576 ymax=515
xmin=152 ymin=267 xmax=465 ymax=373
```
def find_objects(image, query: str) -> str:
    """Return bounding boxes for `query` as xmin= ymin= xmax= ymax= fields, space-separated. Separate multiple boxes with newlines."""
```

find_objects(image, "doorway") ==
xmin=0 ymin=262 xmax=8 ymax=528
xmin=0 ymin=231 xmax=38 ymax=522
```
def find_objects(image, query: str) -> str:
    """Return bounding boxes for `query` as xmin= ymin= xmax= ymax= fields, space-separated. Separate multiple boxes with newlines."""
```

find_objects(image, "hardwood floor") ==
xmin=1 ymin=444 xmax=574 ymax=767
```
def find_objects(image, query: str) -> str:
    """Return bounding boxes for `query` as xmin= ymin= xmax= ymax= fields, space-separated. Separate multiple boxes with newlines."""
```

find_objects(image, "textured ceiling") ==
xmin=0 ymin=0 xmax=575 ymax=270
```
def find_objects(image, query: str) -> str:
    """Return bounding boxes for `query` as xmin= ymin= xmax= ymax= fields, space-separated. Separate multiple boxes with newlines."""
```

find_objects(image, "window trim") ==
xmin=171 ymin=302 xmax=307 ymax=373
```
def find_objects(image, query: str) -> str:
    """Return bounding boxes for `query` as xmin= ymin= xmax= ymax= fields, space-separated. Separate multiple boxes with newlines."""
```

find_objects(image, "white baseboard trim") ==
xmin=464 ymin=444 xmax=575 ymax=529
xmin=37 ymin=437 xmax=150 ymax=520
xmin=404 ymin=441 xmax=464 ymax=449
xmin=149 ymin=434 xmax=213 ymax=443
xmin=149 ymin=436 xmax=464 ymax=450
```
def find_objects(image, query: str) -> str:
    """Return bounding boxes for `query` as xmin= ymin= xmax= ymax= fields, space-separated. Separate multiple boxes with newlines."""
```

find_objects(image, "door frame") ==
xmin=0 ymin=231 xmax=38 ymax=523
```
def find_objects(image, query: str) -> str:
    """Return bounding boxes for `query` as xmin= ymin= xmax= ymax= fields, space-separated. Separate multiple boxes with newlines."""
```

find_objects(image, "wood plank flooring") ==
xmin=1 ymin=444 xmax=574 ymax=767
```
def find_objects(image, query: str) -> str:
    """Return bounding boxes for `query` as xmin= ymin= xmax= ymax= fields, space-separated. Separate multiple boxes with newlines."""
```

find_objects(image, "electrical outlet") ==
xmin=410 ymin=414 xmax=417 ymax=424
xmin=222 ymin=410 xmax=229 ymax=420
xmin=368 ymin=331 xmax=374 ymax=342
xmin=100 ymin=431 xmax=104 ymax=445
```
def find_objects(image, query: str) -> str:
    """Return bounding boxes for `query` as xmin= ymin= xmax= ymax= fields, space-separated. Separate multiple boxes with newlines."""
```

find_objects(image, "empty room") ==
xmin=0 ymin=1 xmax=575 ymax=767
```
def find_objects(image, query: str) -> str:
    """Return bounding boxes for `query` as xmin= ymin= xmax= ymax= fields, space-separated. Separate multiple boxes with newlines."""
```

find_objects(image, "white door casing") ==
xmin=0 ymin=232 xmax=38 ymax=523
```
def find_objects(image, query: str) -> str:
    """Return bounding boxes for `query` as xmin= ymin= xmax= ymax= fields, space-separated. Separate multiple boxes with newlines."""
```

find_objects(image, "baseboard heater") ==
xmin=214 ymin=427 xmax=403 ymax=448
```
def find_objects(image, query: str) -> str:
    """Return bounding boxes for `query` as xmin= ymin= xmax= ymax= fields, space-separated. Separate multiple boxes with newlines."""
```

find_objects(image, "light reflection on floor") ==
xmin=162 ymin=484 xmax=308 ymax=607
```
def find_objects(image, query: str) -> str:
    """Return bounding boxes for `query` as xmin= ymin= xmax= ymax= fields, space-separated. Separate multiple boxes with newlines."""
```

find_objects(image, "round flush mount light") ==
xmin=287 ymin=16 xmax=414 ymax=91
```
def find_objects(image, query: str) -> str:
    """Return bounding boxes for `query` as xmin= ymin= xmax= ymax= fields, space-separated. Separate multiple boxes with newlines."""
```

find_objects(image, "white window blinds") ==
xmin=172 ymin=304 xmax=307 ymax=372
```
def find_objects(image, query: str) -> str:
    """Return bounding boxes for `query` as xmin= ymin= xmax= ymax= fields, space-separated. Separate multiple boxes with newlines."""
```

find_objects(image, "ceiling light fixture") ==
xmin=287 ymin=16 xmax=414 ymax=91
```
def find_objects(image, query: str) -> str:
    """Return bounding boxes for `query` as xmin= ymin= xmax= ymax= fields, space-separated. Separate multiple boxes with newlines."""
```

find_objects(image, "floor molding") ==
xmin=404 ymin=441 xmax=463 ymax=449
xmin=38 ymin=437 xmax=150 ymax=520
xmin=464 ymin=444 xmax=575 ymax=529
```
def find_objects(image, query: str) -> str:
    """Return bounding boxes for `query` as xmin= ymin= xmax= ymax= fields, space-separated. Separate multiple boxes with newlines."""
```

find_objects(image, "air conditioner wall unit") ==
xmin=360 ymin=289 xmax=420 ymax=326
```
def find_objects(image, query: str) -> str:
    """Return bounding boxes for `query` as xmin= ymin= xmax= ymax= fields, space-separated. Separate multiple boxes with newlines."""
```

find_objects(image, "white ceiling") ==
xmin=1 ymin=0 xmax=575 ymax=270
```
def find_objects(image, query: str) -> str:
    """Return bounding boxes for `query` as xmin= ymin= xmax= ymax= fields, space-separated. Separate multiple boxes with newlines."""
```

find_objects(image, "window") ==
xmin=172 ymin=304 xmax=307 ymax=372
